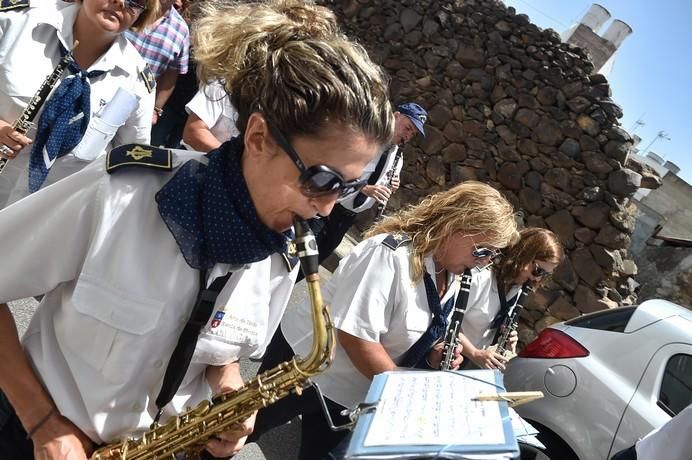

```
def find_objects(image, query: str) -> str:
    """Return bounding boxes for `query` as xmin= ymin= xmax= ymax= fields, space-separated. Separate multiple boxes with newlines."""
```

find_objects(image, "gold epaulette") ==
xmin=0 ymin=0 xmax=30 ymax=12
xmin=139 ymin=64 xmax=156 ymax=93
xmin=106 ymin=144 xmax=172 ymax=174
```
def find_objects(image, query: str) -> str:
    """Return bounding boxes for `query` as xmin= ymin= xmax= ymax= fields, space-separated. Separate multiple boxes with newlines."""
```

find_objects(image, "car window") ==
xmin=564 ymin=306 xmax=636 ymax=332
xmin=658 ymin=353 xmax=692 ymax=416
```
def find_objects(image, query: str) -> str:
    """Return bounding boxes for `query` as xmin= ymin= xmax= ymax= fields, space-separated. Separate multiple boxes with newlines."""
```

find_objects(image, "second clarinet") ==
xmin=0 ymin=42 xmax=79 ymax=175
xmin=372 ymin=144 xmax=403 ymax=222
xmin=487 ymin=282 xmax=533 ymax=360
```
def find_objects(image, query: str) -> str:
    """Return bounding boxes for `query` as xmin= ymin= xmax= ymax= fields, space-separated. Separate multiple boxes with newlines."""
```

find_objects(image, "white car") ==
xmin=504 ymin=299 xmax=692 ymax=460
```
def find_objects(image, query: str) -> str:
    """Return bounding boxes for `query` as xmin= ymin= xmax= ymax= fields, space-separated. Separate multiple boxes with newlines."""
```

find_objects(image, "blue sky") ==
xmin=502 ymin=0 xmax=692 ymax=184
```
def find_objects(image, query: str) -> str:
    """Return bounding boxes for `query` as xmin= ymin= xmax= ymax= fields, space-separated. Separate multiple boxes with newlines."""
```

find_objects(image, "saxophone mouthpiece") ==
xmin=293 ymin=217 xmax=319 ymax=279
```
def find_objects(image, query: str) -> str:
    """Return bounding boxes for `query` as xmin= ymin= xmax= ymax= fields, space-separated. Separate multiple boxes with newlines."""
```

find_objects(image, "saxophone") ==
xmin=0 ymin=42 xmax=78 ymax=174
xmin=486 ymin=282 xmax=533 ymax=360
xmin=91 ymin=218 xmax=335 ymax=460
xmin=440 ymin=269 xmax=472 ymax=371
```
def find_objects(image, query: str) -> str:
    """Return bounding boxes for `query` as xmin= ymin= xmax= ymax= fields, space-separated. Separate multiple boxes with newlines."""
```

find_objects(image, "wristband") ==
xmin=25 ymin=408 xmax=56 ymax=440
xmin=153 ymin=106 xmax=164 ymax=116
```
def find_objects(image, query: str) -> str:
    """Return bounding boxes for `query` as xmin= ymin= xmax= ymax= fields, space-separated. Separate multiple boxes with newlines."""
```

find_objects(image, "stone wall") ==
xmin=635 ymin=247 xmax=692 ymax=308
xmin=322 ymin=0 xmax=643 ymax=344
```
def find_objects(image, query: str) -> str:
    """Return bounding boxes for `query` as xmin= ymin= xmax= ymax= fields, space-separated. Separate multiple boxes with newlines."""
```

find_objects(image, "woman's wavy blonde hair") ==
xmin=192 ymin=0 xmax=394 ymax=145
xmin=496 ymin=227 xmax=564 ymax=287
xmin=366 ymin=181 xmax=520 ymax=282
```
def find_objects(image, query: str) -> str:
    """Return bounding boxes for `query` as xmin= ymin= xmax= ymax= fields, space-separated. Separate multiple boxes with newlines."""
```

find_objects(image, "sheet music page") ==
xmin=363 ymin=370 xmax=506 ymax=447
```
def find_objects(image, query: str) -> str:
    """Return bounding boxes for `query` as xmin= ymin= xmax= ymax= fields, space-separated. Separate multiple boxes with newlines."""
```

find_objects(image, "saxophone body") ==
xmin=0 ymin=44 xmax=77 ymax=174
xmin=91 ymin=218 xmax=335 ymax=460
xmin=440 ymin=269 xmax=472 ymax=371
xmin=487 ymin=282 xmax=533 ymax=360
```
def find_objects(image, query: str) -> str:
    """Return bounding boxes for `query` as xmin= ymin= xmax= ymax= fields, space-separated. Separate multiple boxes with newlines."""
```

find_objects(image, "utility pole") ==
xmin=641 ymin=130 xmax=671 ymax=157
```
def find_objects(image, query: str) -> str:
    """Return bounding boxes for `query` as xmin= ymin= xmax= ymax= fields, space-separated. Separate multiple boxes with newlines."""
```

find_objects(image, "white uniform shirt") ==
xmin=183 ymin=81 xmax=239 ymax=148
xmin=338 ymin=144 xmax=403 ymax=213
xmin=0 ymin=150 xmax=297 ymax=443
xmin=463 ymin=269 xmax=520 ymax=349
xmin=0 ymin=0 xmax=154 ymax=208
xmin=281 ymin=234 xmax=460 ymax=408
xmin=636 ymin=403 xmax=692 ymax=460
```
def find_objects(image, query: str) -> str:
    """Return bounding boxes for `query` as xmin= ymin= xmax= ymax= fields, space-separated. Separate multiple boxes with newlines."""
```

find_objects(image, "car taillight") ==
xmin=518 ymin=328 xmax=589 ymax=358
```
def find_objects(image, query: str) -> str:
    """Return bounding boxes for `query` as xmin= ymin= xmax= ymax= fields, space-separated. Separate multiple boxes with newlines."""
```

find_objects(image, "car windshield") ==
xmin=564 ymin=306 xmax=637 ymax=333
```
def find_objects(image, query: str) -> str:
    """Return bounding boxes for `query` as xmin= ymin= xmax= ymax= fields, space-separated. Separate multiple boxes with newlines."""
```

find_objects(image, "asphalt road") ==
xmin=7 ymin=271 xmax=333 ymax=460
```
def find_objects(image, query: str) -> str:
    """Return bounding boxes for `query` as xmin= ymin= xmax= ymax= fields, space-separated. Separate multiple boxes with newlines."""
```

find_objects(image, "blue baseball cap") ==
xmin=397 ymin=102 xmax=427 ymax=137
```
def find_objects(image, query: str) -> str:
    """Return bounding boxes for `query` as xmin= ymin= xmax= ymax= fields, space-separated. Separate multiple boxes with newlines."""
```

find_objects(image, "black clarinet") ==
xmin=0 ymin=42 xmax=78 ymax=175
xmin=440 ymin=268 xmax=472 ymax=370
xmin=490 ymin=281 xmax=533 ymax=358
xmin=372 ymin=145 xmax=403 ymax=222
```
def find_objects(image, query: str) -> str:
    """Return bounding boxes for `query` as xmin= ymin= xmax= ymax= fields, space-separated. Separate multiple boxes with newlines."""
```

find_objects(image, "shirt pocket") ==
xmin=55 ymin=274 xmax=165 ymax=384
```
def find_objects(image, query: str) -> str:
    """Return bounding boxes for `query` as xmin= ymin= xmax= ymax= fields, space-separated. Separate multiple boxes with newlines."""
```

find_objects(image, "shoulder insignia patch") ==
xmin=0 ymin=0 xmax=30 ymax=12
xmin=106 ymin=144 xmax=172 ymax=174
xmin=281 ymin=241 xmax=300 ymax=272
xmin=139 ymin=64 xmax=156 ymax=93
xmin=381 ymin=233 xmax=411 ymax=250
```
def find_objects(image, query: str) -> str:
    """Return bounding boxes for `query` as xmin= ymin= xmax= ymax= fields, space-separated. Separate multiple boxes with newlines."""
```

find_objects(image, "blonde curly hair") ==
xmin=192 ymin=0 xmax=394 ymax=145
xmin=366 ymin=181 xmax=520 ymax=281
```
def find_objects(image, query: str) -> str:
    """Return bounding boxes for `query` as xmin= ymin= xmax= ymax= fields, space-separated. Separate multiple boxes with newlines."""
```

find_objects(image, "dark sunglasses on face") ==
xmin=269 ymin=124 xmax=367 ymax=198
xmin=472 ymin=246 xmax=502 ymax=259
xmin=124 ymin=0 xmax=147 ymax=14
xmin=532 ymin=262 xmax=552 ymax=279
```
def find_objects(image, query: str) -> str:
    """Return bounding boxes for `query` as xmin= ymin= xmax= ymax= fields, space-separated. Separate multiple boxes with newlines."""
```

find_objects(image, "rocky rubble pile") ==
xmin=321 ymin=0 xmax=651 ymax=344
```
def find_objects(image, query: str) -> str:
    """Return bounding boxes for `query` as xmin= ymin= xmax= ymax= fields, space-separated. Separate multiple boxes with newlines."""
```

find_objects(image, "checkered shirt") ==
xmin=125 ymin=6 xmax=190 ymax=79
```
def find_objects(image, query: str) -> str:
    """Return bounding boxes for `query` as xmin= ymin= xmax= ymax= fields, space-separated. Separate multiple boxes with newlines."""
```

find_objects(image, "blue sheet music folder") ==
xmin=344 ymin=369 xmax=519 ymax=459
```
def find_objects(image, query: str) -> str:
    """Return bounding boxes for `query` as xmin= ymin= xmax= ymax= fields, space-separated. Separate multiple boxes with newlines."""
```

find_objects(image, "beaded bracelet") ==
xmin=25 ymin=408 xmax=56 ymax=440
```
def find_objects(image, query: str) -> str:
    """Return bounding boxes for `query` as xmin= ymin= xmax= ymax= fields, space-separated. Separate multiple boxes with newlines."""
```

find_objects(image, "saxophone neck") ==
xmin=292 ymin=218 xmax=335 ymax=374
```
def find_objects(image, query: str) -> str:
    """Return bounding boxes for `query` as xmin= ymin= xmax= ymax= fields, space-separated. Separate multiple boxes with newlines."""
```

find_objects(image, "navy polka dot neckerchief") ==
xmin=156 ymin=137 xmax=292 ymax=270
xmin=28 ymin=47 xmax=105 ymax=193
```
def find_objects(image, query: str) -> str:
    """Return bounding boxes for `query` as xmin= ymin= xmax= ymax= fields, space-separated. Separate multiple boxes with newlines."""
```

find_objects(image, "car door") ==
xmin=609 ymin=343 xmax=692 ymax=457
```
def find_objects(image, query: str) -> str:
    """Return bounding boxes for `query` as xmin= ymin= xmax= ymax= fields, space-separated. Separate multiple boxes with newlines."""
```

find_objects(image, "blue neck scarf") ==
xmin=28 ymin=53 xmax=104 ymax=192
xmin=156 ymin=137 xmax=291 ymax=269
xmin=400 ymin=272 xmax=455 ymax=368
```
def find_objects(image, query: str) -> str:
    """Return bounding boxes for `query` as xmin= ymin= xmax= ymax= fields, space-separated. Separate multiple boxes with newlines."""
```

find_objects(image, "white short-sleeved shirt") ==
xmin=0 ymin=149 xmax=297 ymax=443
xmin=184 ymin=81 xmax=239 ymax=148
xmin=462 ymin=269 xmax=520 ymax=350
xmin=281 ymin=234 xmax=461 ymax=408
xmin=0 ymin=0 xmax=154 ymax=208
xmin=338 ymin=144 xmax=403 ymax=213
xmin=636 ymin=403 xmax=691 ymax=460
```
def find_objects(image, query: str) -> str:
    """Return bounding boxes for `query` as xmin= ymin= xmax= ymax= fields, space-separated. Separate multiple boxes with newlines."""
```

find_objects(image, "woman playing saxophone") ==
xmin=0 ymin=1 xmax=395 ymax=458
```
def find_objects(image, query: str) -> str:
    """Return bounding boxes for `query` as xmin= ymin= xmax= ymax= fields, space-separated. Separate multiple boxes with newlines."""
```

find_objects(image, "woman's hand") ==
xmin=471 ymin=348 xmax=508 ymax=371
xmin=205 ymin=410 xmax=256 ymax=458
xmin=204 ymin=362 xmax=253 ymax=456
xmin=31 ymin=413 xmax=94 ymax=460
xmin=427 ymin=340 xmax=464 ymax=370
xmin=389 ymin=174 xmax=400 ymax=192
xmin=361 ymin=184 xmax=391 ymax=204
xmin=0 ymin=120 xmax=32 ymax=159
xmin=508 ymin=330 xmax=519 ymax=354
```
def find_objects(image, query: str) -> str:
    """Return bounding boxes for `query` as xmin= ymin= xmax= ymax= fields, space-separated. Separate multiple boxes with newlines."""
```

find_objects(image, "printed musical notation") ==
xmin=364 ymin=370 xmax=506 ymax=447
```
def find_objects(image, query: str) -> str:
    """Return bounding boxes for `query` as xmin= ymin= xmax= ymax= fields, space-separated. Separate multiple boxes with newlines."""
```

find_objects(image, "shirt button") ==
xmin=153 ymin=359 xmax=164 ymax=369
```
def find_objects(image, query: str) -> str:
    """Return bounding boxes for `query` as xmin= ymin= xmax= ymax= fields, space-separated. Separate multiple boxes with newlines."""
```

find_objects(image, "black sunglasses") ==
xmin=269 ymin=124 xmax=366 ymax=198
xmin=532 ymin=262 xmax=552 ymax=279
xmin=472 ymin=245 xmax=502 ymax=259
xmin=124 ymin=0 xmax=147 ymax=14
